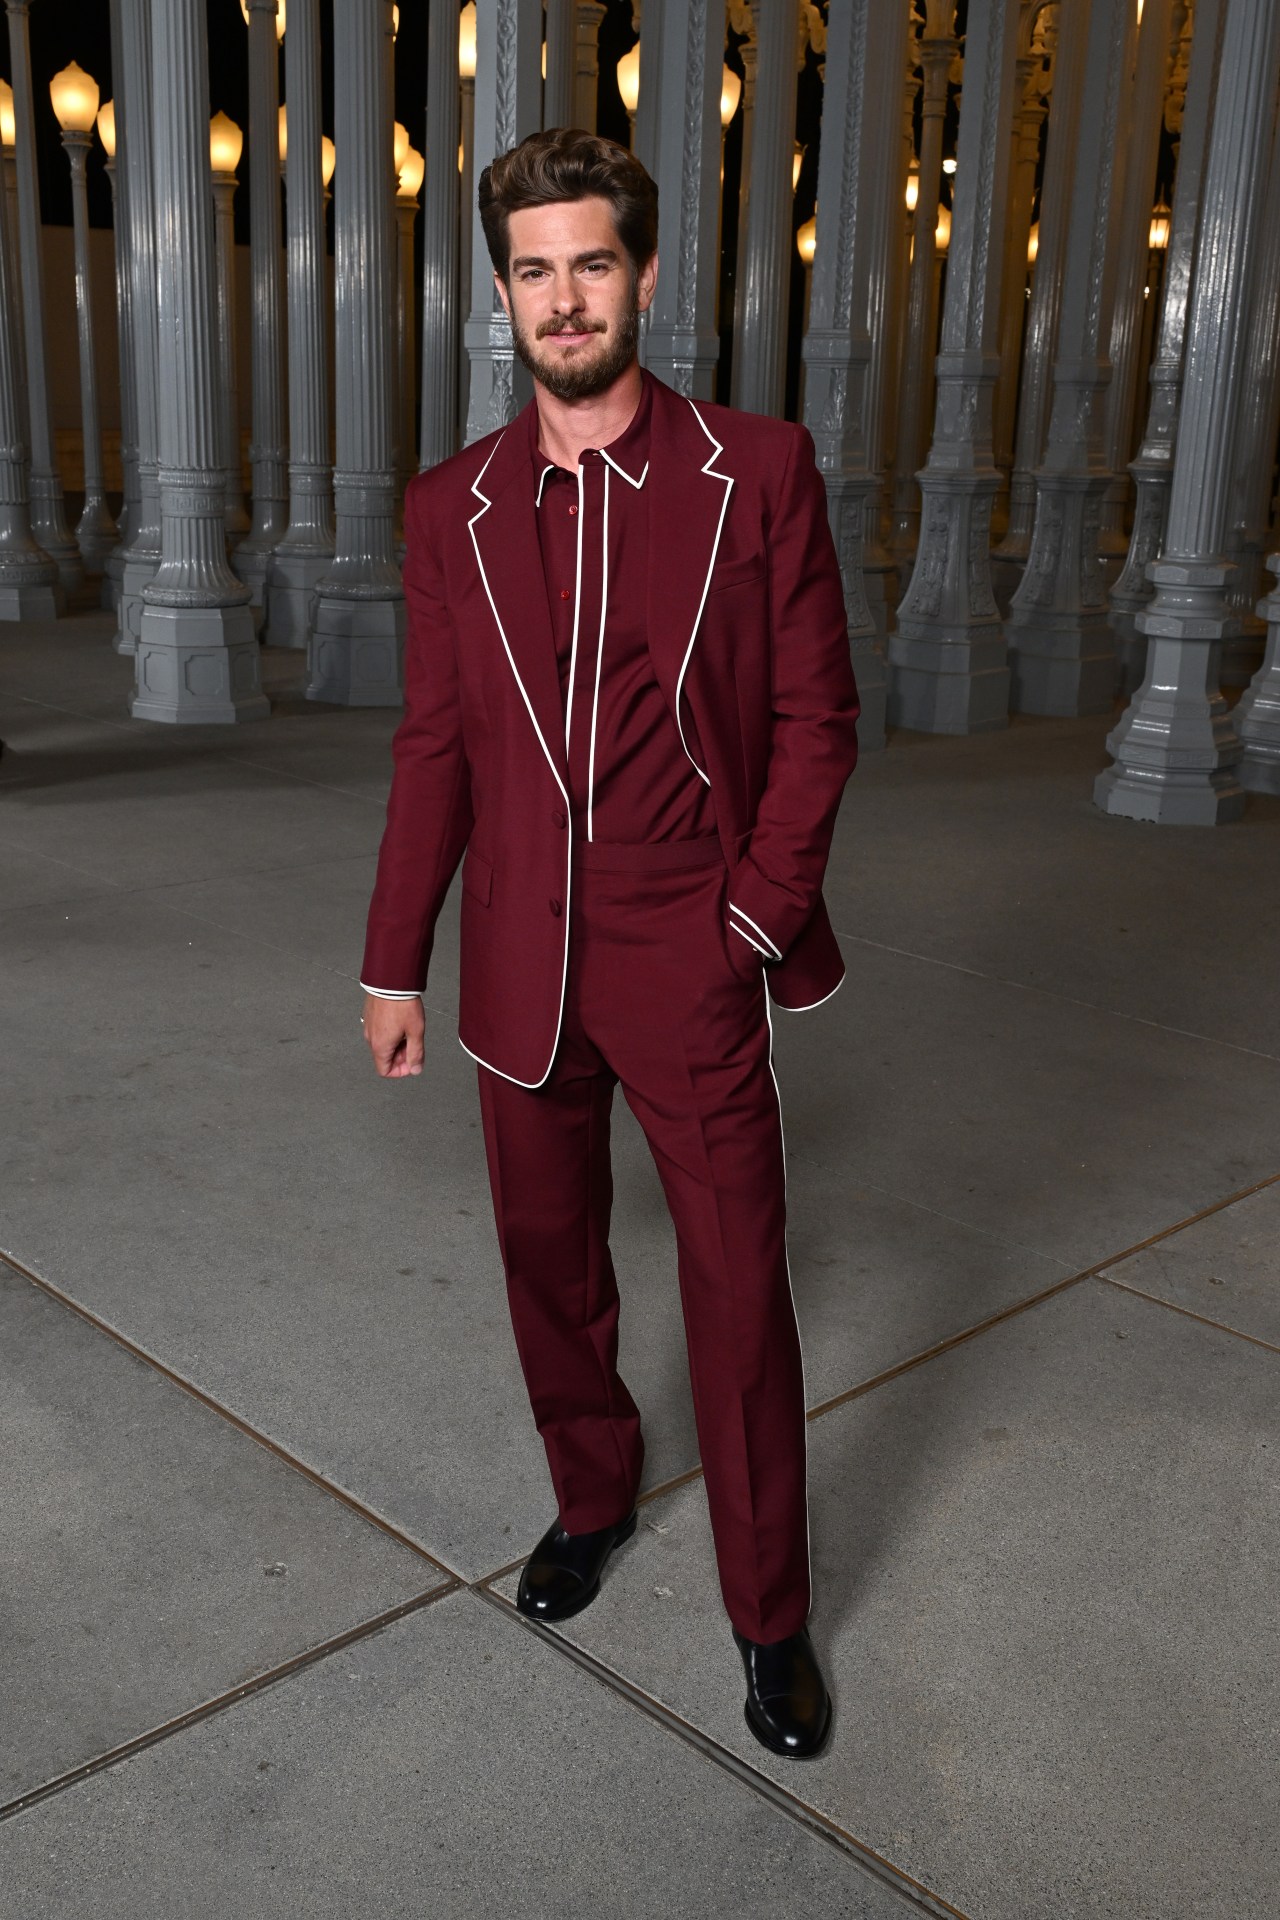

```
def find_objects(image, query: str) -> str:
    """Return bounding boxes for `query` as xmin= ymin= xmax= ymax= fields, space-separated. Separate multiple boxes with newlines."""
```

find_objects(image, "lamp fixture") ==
xmin=49 ymin=60 xmax=100 ymax=135
xmin=792 ymin=142 xmax=804 ymax=193
xmin=0 ymin=79 xmax=13 ymax=150
xmin=935 ymin=204 xmax=951 ymax=254
xmin=941 ymin=155 xmax=957 ymax=175
xmin=617 ymin=42 xmax=640 ymax=114
xmin=796 ymin=213 xmax=816 ymax=267
xmin=96 ymin=98 xmax=116 ymax=160
xmin=905 ymin=163 xmax=919 ymax=213
xmin=1027 ymin=220 xmax=1039 ymax=265
xmin=393 ymin=120 xmax=411 ymax=175
xmin=1149 ymin=198 xmax=1171 ymax=251
xmin=721 ymin=64 xmax=741 ymax=128
xmin=398 ymin=144 xmax=425 ymax=201
xmin=278 ymin=103 xmax=288 ymax=166
xmin=321 ymin=135 xmax=336 ymax=188
xmin=209 ymin=110 xmax=245 ymax=176
xmin=459 ymin=3 xmax=477 ymax=80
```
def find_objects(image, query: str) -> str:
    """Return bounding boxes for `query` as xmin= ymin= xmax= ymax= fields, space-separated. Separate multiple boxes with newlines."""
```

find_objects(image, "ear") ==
xmin=637 ymin=251 xmax=658 ymax=316
xmin=494 ymin=270 xmax=512 ymax=320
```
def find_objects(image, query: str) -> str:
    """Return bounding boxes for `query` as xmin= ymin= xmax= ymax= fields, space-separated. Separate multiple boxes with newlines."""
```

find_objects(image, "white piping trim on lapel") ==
xmin=467 ymin=430 xmax=572 ymax=1091
xmin=586 ymin=464 xmax=610 ymax=842
xmin=675 ymin=401 xmax=734 ymax=787
xmin=727 ymin=901 xmax=782 ymax=962
xmin=764 ymin=995 xmax=813 ymax=1603
xmin=563 ymin=463 xmax=587 ymax=756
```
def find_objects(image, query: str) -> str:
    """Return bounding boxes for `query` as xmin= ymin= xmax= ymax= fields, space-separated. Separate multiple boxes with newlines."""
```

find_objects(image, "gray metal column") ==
xmin=642 ymin=0 xmax=723 ymax=400
xmin=395 ymin=184 xmax=418 ymax=498
xmin=420 ymin=0 xmax=460 ymax=468
xmin=992 ymin=5 xmax=1052 ymax=529
xmin=0 ymin=133 xmax=59 ymax=620
xmin=544 ymin=0 xmax=574 ymax=128
xmin=731 ymin=0 xmax=792 ymax=418
xmin=1238 ymin=559 xmax=1280 ymax=792
xmin=888 ymin=0 xmax=958 ymax=557
xmin=210 ymin=145 xmax=251 ymax=544
xmin=1095 ymin=0 xmax=1280 ymax=824
xmin=1004 ymin=0 xmax=1134 ymax=715
xmin=101 ymin=21 xmax=138 ymax=617
xmin=132 ymin=0 xmax=266 ymax=725
xmin=115 ymin=0 xmax=163 ymax=657
xmin=991 ymin=5 xmax=1086 ymax=606
xmin=5 ymin=2 xmax=80 ymax=594
xmin=888 ymin=0 xmax=1022 ymax=735
xmin=857 ymin=0 xmax=912 ymax=635
xmin=463 ymin=0 xmax=542 ymax=442
xmin=800 ymin=0 xmax=886 ymax=752
xmin=1109 ymin=0 xmax=1220 ymax=688
xmin=266 ymin=0 xmax=335 ymax=647
xmin=1097 ymin=0 xmax=1179 ymax=575
xmin=308 ymin=0 xmax=404 ymax=706
xmin=572 ymin=2 xmax=606 ymax=129
xmin=232 ymin=0 xmax=288 ymax=609
xmin=61 ymin=126 xmax=118 ymax=571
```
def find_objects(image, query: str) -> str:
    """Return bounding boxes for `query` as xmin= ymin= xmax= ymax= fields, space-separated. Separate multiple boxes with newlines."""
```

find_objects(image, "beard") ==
xmin=509 ymin=290 xmax=641 ymax=402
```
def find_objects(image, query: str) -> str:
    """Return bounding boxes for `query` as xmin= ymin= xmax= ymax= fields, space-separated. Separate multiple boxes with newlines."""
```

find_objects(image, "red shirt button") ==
xmin=568 ymin=504 xmax=578 ymax=516
xmin=560 ymin=588 xmax=571 ymax=600
xmin=551 ymin=809 xmax=566 ymax=828
xmin=549 ymin=898 xmax=562 ymax=917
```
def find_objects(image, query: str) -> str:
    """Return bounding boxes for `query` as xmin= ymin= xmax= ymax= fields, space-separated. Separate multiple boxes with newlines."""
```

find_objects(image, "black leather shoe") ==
xmin=733 ymin=1625 xmax=832 ymax=1759
xmin=516 ymin=1510 xmax=638 ymax=1622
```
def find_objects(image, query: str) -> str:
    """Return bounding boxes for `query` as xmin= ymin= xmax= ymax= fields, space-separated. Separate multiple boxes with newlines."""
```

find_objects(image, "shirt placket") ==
xmin=565 ymin=451 xmax=609 ymax=838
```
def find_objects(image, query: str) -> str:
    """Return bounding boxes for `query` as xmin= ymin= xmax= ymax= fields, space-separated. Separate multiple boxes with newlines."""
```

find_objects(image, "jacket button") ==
xmin=551 ymin=809 xmax=566 ymax=828
xmin=549 ymin=898 xmax=562 ymax=917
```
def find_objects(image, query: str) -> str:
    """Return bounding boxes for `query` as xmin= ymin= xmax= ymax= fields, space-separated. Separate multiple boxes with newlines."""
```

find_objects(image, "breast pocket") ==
xmin=709 ymin=553 xmax=767 ymax=594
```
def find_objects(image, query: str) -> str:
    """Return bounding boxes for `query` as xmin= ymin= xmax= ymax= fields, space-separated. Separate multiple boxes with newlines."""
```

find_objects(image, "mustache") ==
xmin=537 ymin=316 xmax=607 ymax=338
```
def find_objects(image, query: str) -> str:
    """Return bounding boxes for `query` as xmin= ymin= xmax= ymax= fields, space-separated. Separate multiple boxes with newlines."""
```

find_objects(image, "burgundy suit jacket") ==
xmin=362 ymin=373 xmax=860 ymax=1088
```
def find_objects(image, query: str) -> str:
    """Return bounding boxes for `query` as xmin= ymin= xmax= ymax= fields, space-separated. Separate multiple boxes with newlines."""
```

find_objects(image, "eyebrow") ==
xmin=509 ymin=247 xmax=621 ymax=271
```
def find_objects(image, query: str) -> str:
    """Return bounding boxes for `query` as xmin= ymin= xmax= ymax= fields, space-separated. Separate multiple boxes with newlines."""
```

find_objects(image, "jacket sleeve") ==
xmin=360 ymin=476 xmax=475 ymax=994
xmin=724 ymin=423 xmax=860 ymax=964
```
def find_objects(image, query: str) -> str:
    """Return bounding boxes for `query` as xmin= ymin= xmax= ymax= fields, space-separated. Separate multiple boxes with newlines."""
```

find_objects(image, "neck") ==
xmin=534 ymin=362 xmax=643 ymax=470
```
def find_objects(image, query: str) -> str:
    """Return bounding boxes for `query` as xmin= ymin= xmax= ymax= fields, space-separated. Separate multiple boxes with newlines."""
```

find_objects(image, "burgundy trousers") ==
xmin=476 ymin=835 xmax=810 ymax=1643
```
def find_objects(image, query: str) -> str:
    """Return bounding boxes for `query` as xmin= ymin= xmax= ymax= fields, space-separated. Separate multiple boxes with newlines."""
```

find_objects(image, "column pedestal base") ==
xmin=307 ymin=594 xmax=405 ymax=707
xmin=132 ymin=601 xmax=269 ymax=724
xmin=851 ymin=641 xmax=888 ymax=752
xmin=0 ymin=579 xmax=65 ymax=621
xmin=888 ymin=631 xmax=1011 ymax=734
xmin=264 ymin=547 xmax=334 ymax=650
xmin=1092 ymin=761 xmax=1245 ymax=824
xmin=116 ymin=549 xmax=161 ymax=656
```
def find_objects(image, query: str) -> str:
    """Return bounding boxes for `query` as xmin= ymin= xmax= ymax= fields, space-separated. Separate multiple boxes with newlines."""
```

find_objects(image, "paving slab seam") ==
xmin=0 ymin=1249 xmax=465 ymax=1584
xmin=473 ymin=1588 xmax=971 ymax=1920
xmin=1097 ymin=1272 xmax=1280 ymax=1358
xmin=833 ymin=929 xmax=1280 ymax=1068
xmin=0 ymin=1582 xmax=459 ymax=1828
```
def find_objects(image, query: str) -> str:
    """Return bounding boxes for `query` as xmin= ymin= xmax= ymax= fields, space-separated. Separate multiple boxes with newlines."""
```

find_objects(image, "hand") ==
xmin=362 ymin=994 xmax=426 ymax=1078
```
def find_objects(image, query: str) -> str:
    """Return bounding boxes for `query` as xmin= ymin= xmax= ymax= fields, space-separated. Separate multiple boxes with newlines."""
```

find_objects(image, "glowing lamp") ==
xmin=321 ymin=135 xmax=336 ymax=188
xmin=50 ymin=60 xmax=100 ymax=134
xmin=209 ymin=111 xmax=244 ymax=175
xmin=935 ymin=204 xmax=951 ymax=254
xmin=905 ymin=165 xmax=919 ymax=214
xmin=96 ymin=98 xmax=116 ymax=160
xmin=399 ymin=144 xmax=425 ymax=200
xmin=796 ymin=214 xmax=816 ymax=267
xmin=721 ymin=64 xmax=741 ymax=128
xmin=0 ymin=80 xmax=14 ymax=150
xmin=792 ymin=142 xmax=804 ymax=193
xmin=393 ymin=4 xmax=400 ymax=36
xmin=459 ymin=3 xmax=477 ymax=79
xmin=393 ymin=120 xmax=410 ymax=175
xmin=1149 ymin=200 xmax=1171 ymax=251
xmin=942 ymin=155 xmax=957 ymax=175
xmin=617 ymin=43 xmax=640 ymax=114
xmin=278 ymin=104 xmax=288 ymax=165
xmin=1027 ymin=221 xmax=1040 ymax=264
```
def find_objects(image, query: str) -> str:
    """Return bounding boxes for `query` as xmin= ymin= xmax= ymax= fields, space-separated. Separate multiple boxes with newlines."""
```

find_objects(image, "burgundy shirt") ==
xmin=531 ymin=372 xmax=716 ymax=844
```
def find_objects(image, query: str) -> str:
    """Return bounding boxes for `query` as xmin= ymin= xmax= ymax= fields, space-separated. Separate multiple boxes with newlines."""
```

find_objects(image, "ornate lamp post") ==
xmin=49 ymin=60 xmax=117 ymax=573
xmin=0 ymin=77 xmax=23 ymax=447
xmin=396 ymin=144 xmax=423 ymax=501
xmin=209 ymin=111 xmax=250 ymax=543
xmin=0 ymin=118 xmax=59 ymax=620
xmin=96 ymin=94 xmax=138 ymax=614
xmin=458 ymin=1 xmax=477 ymax=430
xmin=419 ymin=0 xmax=461 ymax=468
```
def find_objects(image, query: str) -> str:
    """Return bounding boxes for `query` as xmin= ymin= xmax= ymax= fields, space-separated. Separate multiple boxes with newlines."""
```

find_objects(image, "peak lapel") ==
xmin=468 ymin=421 xmax=569 ymax=801
xmin=644 ymin=380 xmax=735 ymax=782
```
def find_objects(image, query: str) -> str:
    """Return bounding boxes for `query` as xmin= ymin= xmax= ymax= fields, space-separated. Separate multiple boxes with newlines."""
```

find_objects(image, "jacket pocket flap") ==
xmin=461 ymin=849 xmax=493 ymax=906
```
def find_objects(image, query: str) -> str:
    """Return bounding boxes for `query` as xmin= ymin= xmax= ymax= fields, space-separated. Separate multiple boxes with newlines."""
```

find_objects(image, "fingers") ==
xmin=362 ymin=997 xmax=426 ymax=1079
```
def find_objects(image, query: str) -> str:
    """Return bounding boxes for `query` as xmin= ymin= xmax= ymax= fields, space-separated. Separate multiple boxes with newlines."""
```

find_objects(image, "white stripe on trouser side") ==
xmin=586 ymin=465 xmax=610 ymax=842
xmin=764 ymin=995 xmax=813 ymax=1602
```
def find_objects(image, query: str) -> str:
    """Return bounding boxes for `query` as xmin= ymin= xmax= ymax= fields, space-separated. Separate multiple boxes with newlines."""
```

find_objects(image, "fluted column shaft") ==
xmin=103 ymin=0 xmax=138 ymax=613
xmin=266 ymin=0 xmax=335 ymax=648
xmin=993 ymin=5 xmax=1087 ymax=591
xmin=458 ymin=75 xmax=475 ymax=426
xmin=638 ymin=0 xmax=722 ymax=400
xmin=5 ymin=0 xmax=80 ymax=594
xmin=232 ymin=0 xmax=288 ymax=606
xmin=572 ymin=2 xmax=606 ymax=130
xmin=464 ymin=0 xmax=542 ymax=442
xmin=889 ymin=9 xmax=957 ymax=555
xmin=61 ymin=132 xmax=118 ymax=571
xmin=800 ymin=0 xmax=886 ymax=751
xmin=1096 ymin=0 xmax=1280 ymax=824
xmin=992 ymin=18 xmax=1052 ymax=518
xmin=308 ymin=0 xmax=405 ymax=707
xmin=116 ymin=0 xmax=163 ymax=656
xmin=420 ymin=0 xmax=460 ymax=467
xmin=1098 ymin=0 xmax=1178 ymax=564
xmin=1004 ymin=0 xmax=1135 ymax=715
xmin=133 ymin=0 xmax=266 ymax=725
xmin=396 ymin=196 xmax=418 ymax=496
xmin=1 ymin=150 xmax=25 ymax=452
xmin=543 ymin=0 xmax=575 ymax=127
xmin=211 ymin=174 xmax=250 ymax=541
xmin=1109 ymin=0 xmax=1221 ymax=684
xmin=888 ymin=0 xmax=1022 ymax=735
xmin=731 ymin=0 xmax=792 ymax=417
xmin=0 ymin=129 xmax=59 ymax=621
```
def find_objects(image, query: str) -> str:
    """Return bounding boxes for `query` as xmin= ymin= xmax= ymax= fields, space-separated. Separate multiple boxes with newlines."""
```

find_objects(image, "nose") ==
xmin=548 ymin=268 xmax=585 ymax=316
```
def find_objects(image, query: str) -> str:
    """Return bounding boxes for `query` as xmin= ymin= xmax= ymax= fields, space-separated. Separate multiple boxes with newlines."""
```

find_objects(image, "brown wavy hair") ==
xmin=478 ymin=128 xmax=659 ymax=282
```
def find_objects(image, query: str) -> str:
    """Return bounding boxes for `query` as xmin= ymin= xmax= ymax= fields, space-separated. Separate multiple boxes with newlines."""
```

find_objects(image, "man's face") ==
xmin=496 ymin=195 xmax=657 ymax=403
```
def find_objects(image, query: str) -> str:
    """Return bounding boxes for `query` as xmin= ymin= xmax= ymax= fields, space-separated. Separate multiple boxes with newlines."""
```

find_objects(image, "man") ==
xmin=361 ymin=129 xmax=858 ymax=1760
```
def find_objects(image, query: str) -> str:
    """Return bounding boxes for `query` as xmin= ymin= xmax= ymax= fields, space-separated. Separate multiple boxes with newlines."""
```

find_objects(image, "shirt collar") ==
xmin=531 ymin=371 xmax=652 ymax=503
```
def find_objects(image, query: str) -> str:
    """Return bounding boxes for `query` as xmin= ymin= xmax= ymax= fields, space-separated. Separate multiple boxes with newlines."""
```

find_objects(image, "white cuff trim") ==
xmin=727 ymin=901 xmax=781 ymax=961
xmin=360 ymin=982 xmax=423 ymax=1000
